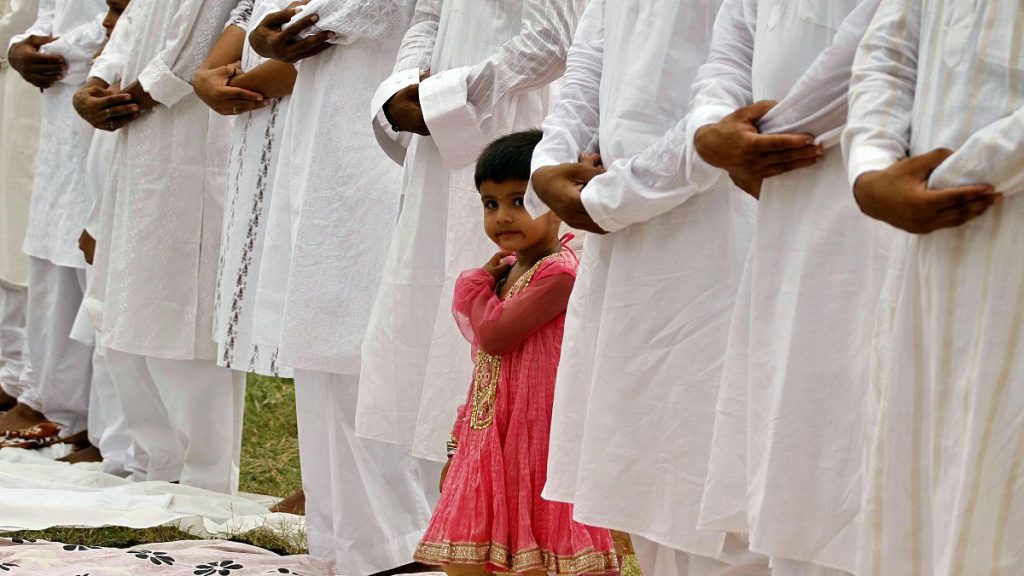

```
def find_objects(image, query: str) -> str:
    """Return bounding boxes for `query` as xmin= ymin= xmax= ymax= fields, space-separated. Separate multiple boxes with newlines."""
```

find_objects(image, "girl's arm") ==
xmin=229 ymin=58 xmax=296 ymax=99
xmin=453 ymin=268 xmax=575 ymax=356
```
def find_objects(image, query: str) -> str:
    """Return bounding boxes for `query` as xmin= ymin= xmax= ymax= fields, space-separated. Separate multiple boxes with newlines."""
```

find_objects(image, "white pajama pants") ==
xmin=104 ymin=349 xmax=246 ymax=494
xmin=770 ymin=558 xmax=851 ymax=576
xmin=0 ymin=281 xmax=29 ymax=400
xmin=18 ymin=257 xmax=92 ymax=436
xmin=294 ymin=370 xmax=441 ymax=575
xmin=633 ymin=534 xmax=770 ymax=576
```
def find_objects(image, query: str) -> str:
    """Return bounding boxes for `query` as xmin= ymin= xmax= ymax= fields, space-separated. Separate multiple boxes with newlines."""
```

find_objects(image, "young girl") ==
xmin=414 ymin=131 xmax=619 ymax=576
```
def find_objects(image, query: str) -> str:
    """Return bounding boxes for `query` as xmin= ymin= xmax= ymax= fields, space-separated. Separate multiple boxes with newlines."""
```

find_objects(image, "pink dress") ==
xmin=415 ymin=249 xmax=619 ymax=575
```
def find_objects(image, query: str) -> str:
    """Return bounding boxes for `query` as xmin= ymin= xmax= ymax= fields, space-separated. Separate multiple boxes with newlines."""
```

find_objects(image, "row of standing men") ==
xmin=1 ymin=0 xmax=1022 ymax=575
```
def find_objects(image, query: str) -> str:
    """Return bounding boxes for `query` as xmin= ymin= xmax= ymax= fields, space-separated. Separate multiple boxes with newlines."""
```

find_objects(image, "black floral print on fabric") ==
xmin=63 ymin=544 xmax=103 ymax=551
xmin=0 ymin=563 xmax=18 ymax=572
xmin=194 ymin=560 xmax=244 ymax=575
xmin=128 ymin=549 xmax=176 ymax=566
xmin=269 ymin=569 xmax=305 ymax=575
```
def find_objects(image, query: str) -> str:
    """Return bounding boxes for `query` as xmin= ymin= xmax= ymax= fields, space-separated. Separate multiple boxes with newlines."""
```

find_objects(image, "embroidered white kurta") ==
xmin=213 ymin=0 xmax=294 ymax=377
xmin=85 ymin=0 xmax=236 ymax=360
xmin=844 ymin=1 xmax=1024 ymax=574
xmin=8 ymin=0 xmax=105 ymax=272
xmin=522 ymin=0 xmax=755 ymax=557
xmin=688 ymin=1 xmax=891 ymax=572
xmin=0 ymin=0 xmax=40 ymax=287
xmin=249 ymin=0 xmax=413 ymax=378
xmin=355 ymin=0 xmax=584 ymax=462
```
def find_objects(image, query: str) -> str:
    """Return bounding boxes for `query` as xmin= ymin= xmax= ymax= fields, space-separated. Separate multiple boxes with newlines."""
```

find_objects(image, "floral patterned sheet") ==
xmin=0 ymin=538 xmax=331 ymax=576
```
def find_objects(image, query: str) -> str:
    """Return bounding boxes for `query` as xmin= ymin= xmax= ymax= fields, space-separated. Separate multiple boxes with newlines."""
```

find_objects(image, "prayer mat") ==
xmin=0 ymin=422 xmax=61 ymax=449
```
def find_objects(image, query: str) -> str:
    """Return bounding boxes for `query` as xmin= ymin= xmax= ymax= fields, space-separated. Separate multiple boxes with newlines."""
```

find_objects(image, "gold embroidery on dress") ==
xmin=468 ymin=253 xmax=562 ymax=431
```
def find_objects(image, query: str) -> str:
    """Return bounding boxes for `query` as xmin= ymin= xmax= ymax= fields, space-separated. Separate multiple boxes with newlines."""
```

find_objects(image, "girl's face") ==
xmin=479 ymin=179 xmax=559 ymax=254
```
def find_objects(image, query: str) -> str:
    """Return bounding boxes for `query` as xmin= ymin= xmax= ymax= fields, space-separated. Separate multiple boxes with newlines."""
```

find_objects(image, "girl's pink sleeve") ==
xmin=452 ymin=266 xmax=575 ymax=356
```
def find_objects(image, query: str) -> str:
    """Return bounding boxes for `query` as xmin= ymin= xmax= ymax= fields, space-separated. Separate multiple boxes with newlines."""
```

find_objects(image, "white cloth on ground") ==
xmin=524 ymin=0 xmax=755 ymax=558
xmin=0 ymin=0 xmax=41 ymax=288
xmin=9 ymin=0 xmax=105 ymax=271
xmin=17 ymin=256 xmax=92 ymax=436
xmin=0 ymin=282 xmax=28 ymax=400
xmin=294 ymin=370 xmax=441 ymax=575
xmin=356 ymin=0 xmax=584 ymax=462
xmin=213 ymin=0 xmax=293 ymax=378
xmin=103 ymin=349 xmax=245 ymax=495
xmin=85 ymin=0 xmax=235 ymax=360
xmin=770 ymin=558 xmax=851 ymax=576
xmin=688 ymin=1 xmax=891 ymax=572
xmin=633 ymin=534 xmax=770 ymax=576
xmin=843 ymin=1 xmax=1024 ymax=574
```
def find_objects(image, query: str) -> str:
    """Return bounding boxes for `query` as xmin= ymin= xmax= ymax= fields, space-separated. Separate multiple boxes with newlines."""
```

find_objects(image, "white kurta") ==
xmin=355 ymin=0 xmax=584 ymax=462
xmin=0 ymin=0 xmax=40 ymax=288
xmin=844 ymin=1 xmax=1024 ymax=574
xmin=249 ymin=0 xmax=413 ymax=377
xmin=86 ymin=0 xmax=236 ymax=360
xmin=688 ymin=1 xmax=891 ymax=572
xmin=524 ymin=0 xmax=757 ymax=558
xmin=213 ymin=0 xmax=294 ymax=378
xmin=8 ymin=0 xmax=105 ymax=272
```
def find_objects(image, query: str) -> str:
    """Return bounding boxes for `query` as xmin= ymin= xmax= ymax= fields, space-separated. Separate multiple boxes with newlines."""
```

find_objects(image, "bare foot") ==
xmin=0 ymin=403 xmax=49 ymax=433
xmin=0 ymin=389 xmax=16 ymax=412
xmin=58 ymin=444 xmax=102 ymax=464
xmin=269 ymin=489 xmax=306 ymax=515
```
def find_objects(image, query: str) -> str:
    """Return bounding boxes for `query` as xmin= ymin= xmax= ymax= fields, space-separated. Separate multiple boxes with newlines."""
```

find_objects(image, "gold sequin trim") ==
xmin=415 ymin=540 xmax=619 ymax=575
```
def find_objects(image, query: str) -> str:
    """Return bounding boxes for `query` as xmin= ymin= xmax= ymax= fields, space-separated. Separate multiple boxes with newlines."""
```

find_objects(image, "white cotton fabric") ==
xmin=0 ymin=0 xmax=41 ymax=288
xmin=843 ymin=1 xmax=1024 ymax=574
xmin=689 ymin=1 xmax=891 ymax=572
xmin=8 ymin=0 xmax=104 ymax=272
xmin=0 ymin=282 xmax=28 ymax=399
xmin=249 ymin=0 xmax=412 ymax=377
xmin=355 ymin=0 xmax=585 ymax=462
xmin=521 ymin=0 xmax=755 ymax=558
xmin=85 ymin=0 xmax=236 ymax=360
xmin=213 ymin=0 xmax=293 ymax=378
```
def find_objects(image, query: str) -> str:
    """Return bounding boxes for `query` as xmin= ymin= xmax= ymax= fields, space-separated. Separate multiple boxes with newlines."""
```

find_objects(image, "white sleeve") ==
xmin=0 ymin=0 xmax=40 ymax=65
xmin=928 ymin=108 xmax=1024 ymax=197
xmin=368 ymin=0 xmax=441 ymax=165
xmin=287 ymin=0 xmax=414 ymax=46
xmin=39 ymin=12 xmax=106 ymax=85
xmin=418 ymin=0 xmax=586 ymax=168
xmin=524 ymin=0 xmax=604 ymax=218
xmin=841 ymin=0 xmax=920 ymax=187
xmin=8 ymin=0 xmax=52 ymax=53
xmin=684 ymin=0 xmax=758 ymax=193
xmin=137 ymin=0 xmax=237 ymax=108
xmin=758 ymin=0 xmax=883 ymax=148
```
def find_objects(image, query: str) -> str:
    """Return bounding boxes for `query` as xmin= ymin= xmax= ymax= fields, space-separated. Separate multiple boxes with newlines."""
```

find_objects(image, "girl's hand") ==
xmin=483 ymin=251 xmax=514 ymax=280
xmin=439 ymin=459 xmax=452 ymax=493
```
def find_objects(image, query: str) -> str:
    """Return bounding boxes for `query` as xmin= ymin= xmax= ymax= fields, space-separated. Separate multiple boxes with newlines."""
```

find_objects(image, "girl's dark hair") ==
xmin=474 ymin=130 xmax=544 ymax=189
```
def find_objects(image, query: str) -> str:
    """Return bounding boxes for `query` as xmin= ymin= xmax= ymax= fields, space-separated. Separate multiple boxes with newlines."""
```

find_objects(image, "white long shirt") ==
xmin=9 ymin=0 xmax=105 ymax=271
xmin=354 ymin=0 xmax=583 ymax=461
xmin=84 ymin=0 xmax=236 ymax=360
xmin=0 ymin=0 xmax=41 ymax=286
xmin=523 ymin=0 xmax=758 ymax=558
xmin=844 ymin=1 xmax=1024 ymax=574
xmin=687 ymin=0 xmax=893 ymax=571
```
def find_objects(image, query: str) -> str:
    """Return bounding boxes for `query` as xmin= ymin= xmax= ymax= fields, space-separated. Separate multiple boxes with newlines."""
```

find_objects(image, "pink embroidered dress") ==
xmin=415 ymin=247 xmax=618 ymax=575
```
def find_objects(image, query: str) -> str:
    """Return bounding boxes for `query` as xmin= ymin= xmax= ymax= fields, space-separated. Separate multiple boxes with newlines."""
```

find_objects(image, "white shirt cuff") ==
xmin=686 ymin=104 xmax=734 ymax=192
xmin=420 ymin=66 xmax=488 ymax=169
xmin=138 ymin=56 xmax=193 ymax=108
xmin=525 ymin=153 xmax=565 ymax=219
xmin=370 ymin=68 xmax=420 ymax=165
xmin=847 ymin=145 xmax=901 ymax=188
xmin=579 ymin=177 xmax=622 ymax=234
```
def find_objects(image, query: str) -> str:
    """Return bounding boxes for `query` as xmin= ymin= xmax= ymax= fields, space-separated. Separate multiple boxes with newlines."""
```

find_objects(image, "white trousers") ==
xmin=294 ymin=370 xmax=441 ymax=575
xmin=19 ymin=257 xmax=92 ymax=436
xmin=633 ymin=535 xmax=771 ymax=576
xmin=770 ymin=558 xmax=851 ymax=576
xmin=104 ymin=349 xmax=245 ymax=494
xmin=0 ymin=282 xmax=29 ymax=399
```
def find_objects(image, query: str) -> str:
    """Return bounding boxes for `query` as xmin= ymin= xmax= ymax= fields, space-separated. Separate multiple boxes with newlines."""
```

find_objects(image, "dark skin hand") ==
xmin=853 ymin=148 xmax=1002 ymax=234
xmin=8 ymin=35 xmax=66 ymax=90
xmin=694 ymin=100 xmax=823 ymax=199
xmin=194 ymin=61 xmax=266 ymax=116
xmin=532 ymin=153 xmax=606 ymax=234
xmin=384 ymin=83 xmax=430 ymax=136
xmin=121 ymin=80 xmax=158 ymax=112
xmin=73 ymin=80 xmax=140 ymax=131
xmin=249 ymin=3 xmax=334 ymax=64
xmin=78 ymin=230 xmax=96 ymax=265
